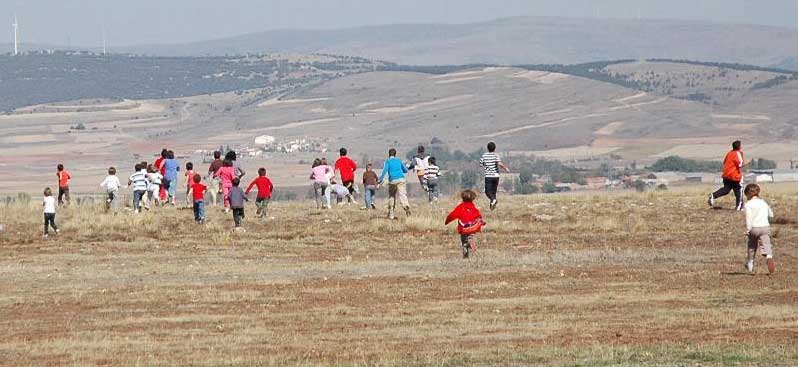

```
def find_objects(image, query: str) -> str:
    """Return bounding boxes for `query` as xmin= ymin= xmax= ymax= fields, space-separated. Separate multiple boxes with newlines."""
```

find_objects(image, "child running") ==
xmin=330 ymin=180 xmax=354 ymax=205
xmin=99 ymin=167 xmax=121 ymax=212
xmin=184 ymin=162 xmax=195 ymax=207
xmin=245 ymin=167 xmax=274 ymax=220
xmin=163 ymin=150 xmax=180 ymax=205
xmin=128 ymin=163 xmax=149 ymax=213
xmin=743 ymin=184 xmax=777 ymax=274
xmin=378 ymin=148 xmax=410 ymax=219
xmin=228 ymin=178 xmax=248 ymax=230
xmin=362 ymin=163 xmax=379 ymax=210
xmin=445 ymin=189 xmax=486 ymax=259
xmin=191 ymin=174 xmax=207 ymax=224
xmin=425 ymin=156 xmax=441 ymax=203
xmin=56 ymin=164 xmax=71 ymax=206
xmin=214 ymin=159 xmax=236 ymax=212
xmin=310 ymin=158 xmax=332 ymax=209
xmin=42 ymin=187 xmax=59 ymax=238
xmin=146 ymin=164 xmax=163 ymax=210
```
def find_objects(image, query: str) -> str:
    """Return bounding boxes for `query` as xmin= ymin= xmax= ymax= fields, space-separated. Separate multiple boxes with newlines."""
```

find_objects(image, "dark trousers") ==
xmin=712 ymin=178 xmax=743 ymax=210
xmin=44 ymin=213 xmax=58 ymax=234
xmin=193 ymin=200 xmax=205 ymax=222
xmin=232 ymin=208 xmax=245 ymax=227
xmin=484 ymin=177 xmax=500 ymax=201
xmin=58 ymin=186 xmax=70 ymax=205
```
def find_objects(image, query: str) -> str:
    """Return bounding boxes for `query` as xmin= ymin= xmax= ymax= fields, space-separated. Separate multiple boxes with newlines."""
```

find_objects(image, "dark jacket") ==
xmin=228 ymin=186 xmax=248 ymax=208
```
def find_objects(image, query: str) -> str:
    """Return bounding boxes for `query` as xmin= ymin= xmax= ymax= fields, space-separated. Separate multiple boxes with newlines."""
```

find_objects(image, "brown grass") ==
xmin=1 ymin=185 xmax=797 ymax=366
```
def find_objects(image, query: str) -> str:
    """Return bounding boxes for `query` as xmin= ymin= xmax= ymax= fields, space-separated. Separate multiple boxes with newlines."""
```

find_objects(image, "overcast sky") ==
xmin=3 ymin=0 xmax=797 ymax=46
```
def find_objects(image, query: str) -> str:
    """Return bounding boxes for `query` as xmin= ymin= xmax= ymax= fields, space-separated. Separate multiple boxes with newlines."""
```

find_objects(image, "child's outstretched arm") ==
xmin=245 ymin=179 xmax=257 ymax=195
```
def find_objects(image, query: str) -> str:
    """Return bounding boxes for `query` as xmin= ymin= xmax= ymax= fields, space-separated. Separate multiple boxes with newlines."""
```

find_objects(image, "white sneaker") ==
xmin=707 ymin=194 xmax=715 ymax=207
xmin=745 ymin=260 xmax=754 ymax=273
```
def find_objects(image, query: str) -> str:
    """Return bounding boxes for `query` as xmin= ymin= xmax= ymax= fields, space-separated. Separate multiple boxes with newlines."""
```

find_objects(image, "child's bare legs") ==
xmin=460 ymin=234 xmax=476 ymax=258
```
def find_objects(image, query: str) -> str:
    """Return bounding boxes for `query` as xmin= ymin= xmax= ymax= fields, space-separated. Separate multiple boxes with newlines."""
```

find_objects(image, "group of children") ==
xmin=39 ymin=143 xmax=780 ymax=270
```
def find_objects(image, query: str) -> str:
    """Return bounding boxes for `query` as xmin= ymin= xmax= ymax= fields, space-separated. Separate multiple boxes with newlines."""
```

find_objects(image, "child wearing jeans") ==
xmin=245 ymin=168 xmax=274 ymax=220
xmin=191 ymin=174 xmax=207 ymax=224
xmin=425 ymin=157 xmax=441 ymax=203
xmin=362 ymin=163 xmax=379 ymax=210
xmin=128 ymin=163 xmax=149 ymax=213
xmin=99 ymin=167 xmax=121 ymax=212
xmin=743 ymin=184 xmax=777 ymax=274
xmin=228 ymin=177 xmax=248 ymax=230
xmin=445 ymin=189 xmax=486 ymax=259
xmin=42 ymin=187 xmax=59 ymax=238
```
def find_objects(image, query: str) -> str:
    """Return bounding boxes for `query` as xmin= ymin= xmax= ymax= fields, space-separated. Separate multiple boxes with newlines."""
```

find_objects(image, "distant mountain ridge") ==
xmin=106 ymin=16 xmax=798 ymax=67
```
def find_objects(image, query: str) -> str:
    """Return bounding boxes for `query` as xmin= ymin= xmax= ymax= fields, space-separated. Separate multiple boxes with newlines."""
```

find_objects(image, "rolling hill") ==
xmin=115 ymin=17 xmax=798 ymax=67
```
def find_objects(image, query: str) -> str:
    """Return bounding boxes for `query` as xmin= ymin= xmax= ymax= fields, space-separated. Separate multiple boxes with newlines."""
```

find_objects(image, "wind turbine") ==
xmin=12 ymin=13 xmax=18 ymax=55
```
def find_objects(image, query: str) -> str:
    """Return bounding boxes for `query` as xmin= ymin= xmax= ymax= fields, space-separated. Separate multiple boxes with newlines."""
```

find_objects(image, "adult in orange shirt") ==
xmin=708 ymin=140 xmax=748 ymax=211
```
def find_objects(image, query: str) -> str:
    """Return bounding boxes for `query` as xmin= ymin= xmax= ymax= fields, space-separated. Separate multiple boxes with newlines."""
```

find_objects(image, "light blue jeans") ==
xmin=167 ymin=177 xmax=178 ymax=200
xmin=364 ymin=185 xmax=377 ymax=208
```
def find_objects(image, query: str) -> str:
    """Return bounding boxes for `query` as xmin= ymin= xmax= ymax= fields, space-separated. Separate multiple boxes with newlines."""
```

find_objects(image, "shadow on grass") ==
xmin=722 ymin=271 xmax=755 ymax=276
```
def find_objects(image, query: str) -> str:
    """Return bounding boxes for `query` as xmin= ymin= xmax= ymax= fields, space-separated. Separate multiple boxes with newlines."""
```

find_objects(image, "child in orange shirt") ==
xmin=445 ymin=189 xmax=486 ymax=259
xmin=56 ymin=164 xmax=71 ymax=206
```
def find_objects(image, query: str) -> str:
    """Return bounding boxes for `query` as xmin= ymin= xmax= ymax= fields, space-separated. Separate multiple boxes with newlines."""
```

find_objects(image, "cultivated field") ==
xmin=1 ymin=185 xmax=797 ymax=366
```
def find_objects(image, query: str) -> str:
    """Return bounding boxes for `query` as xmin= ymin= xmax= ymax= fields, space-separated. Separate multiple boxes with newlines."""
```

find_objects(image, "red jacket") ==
xmin=335 ymin=156 xmax=358 ymax=182
xmin=445 ymin=202 xmax=484 ymax=234
xmin=245 ymin=176 xmax=274 ymax=199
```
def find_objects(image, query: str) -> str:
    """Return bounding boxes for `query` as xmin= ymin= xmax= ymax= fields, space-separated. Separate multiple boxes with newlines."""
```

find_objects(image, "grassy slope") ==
xmin=1 ymin=185 xmax=797 ymax=366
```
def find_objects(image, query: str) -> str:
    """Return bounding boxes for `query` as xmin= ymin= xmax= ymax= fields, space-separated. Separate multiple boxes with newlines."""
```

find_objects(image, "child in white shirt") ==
xmin=42 ymin=187 xmax=59 ymax=237
xmin=743 ymin=184 xmax=776 ymax=274
xmin=99 ymin=166 xmax=121 ymax=211
xmin=146 ymin=164 xmax=163 ymax=210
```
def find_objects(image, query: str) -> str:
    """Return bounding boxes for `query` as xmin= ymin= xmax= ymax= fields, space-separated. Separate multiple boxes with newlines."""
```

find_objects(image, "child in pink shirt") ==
xmin=214 ymin=159 xmax=236 ymax=212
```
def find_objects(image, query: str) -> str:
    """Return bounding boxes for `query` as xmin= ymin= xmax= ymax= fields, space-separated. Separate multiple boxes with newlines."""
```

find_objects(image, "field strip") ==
xmin=429 ymin=67 xmax=507 ymax=80
xmin=510 ymin=70 xmax=570 ymax=84
xmin=480 ymin=113 xmax=609 ymax=138
xmin=435 ymin=76 xmax=483 ymax=84
xmin=609 ymin=98 xmax=667 ymax=111
xmin=711 ymin=114 xmax=771 ymax=121
xmin=538 ymin=108 xmax=572 ymax=117
xmin=367 ymin=94 xmax=474 ymax=114
xmin=255 ymin=117 xmax=342 ymax=131
xmin=596 ymin=121 xmax=624 ymax=135
xmin=258 ymin=97 xmax=330 ymax=108
xmin=613 ymin=92 xmax=648 ymax=104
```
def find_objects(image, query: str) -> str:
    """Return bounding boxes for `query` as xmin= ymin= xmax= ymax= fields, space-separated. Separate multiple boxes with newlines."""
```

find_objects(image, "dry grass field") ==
xmin=1 ymin=184 xmax=797 ymax=366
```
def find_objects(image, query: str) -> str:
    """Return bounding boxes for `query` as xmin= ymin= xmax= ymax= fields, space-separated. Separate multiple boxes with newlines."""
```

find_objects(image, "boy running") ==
xmin=445 ymin=189 xmax=485 ymax=259
xmin=42 ymin=187 xmax=59 ymax=238
xmin=334 ymin=148 xmax=358 ymax=202
xmin=99 ymin=167 xmax=121 ymax=212
xmin=362 ymin=163 xmax=379 ymax=210
xmin=425 ymin=156 xmax=441 ymax=203
xmin=378 ymin=148 xmax=410 ymax=219
xmin=128 ymin=163 xmax=149 ymax=213
xmin=709 ymin=140 xmax=748 ymax=211
xmin=245 ymin=167 xmax=274 ymax=220
xmin=207 ymin=151 xmax=223 ymax=207
xmin=480 ymin=142 xmax=510 ymax=211
xmin=743 ymin=184 xmax=776 ymax=274
xmin=191 ymin=174 xmax=207 ymax=224
xmin=408 ymin=145 xmax=430 ymax=191
xmin=56 ymin=164 xmax=71 ymax=206
xmin=229 ymin=178 xmax=248 ymax=230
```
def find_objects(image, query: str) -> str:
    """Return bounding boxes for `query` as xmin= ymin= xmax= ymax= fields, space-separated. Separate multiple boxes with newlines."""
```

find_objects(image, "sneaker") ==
xmin=43 ymin=233 xmax=49 ymax=238
xmin=707 ymin=194 xmax=715 ymax=207
xmin=371 ymin=203 xmax=377 ymax=210
xmin=404 ymin=207 xmax=411 ymax=217
xmin=745 ymin=260 xmax=754 ymax=273
xmin=490 ymin=199 xmax=497 ymax=211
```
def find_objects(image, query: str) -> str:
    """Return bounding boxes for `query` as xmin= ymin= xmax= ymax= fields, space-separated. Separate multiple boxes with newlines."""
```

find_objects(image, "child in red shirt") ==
xmin=246 ymin=167 xmax=274 ymax=220
xmin=445 ymin=189 xmax=486 ymax=258
xmin=185 ymin=162 xmax=195 ymax=208
xmin=56 ymin=164 xmax=71 ymax=206
xmin=190 ymin=174 xmax=207 ymax=224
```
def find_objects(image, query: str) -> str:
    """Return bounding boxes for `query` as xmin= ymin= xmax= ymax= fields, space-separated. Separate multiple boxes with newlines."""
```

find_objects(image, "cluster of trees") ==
xmin=0 ymin=53 xmax=378 ymax=112
xmin=649 ymin=156 xmax=721 ymax=172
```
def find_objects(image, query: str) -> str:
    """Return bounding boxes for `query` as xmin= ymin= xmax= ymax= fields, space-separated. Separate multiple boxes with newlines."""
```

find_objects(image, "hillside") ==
xmin=3 ymin=60 xmax=798 ymax=195
xmin=116 ymin=17 xmax=798 ymax=67
xmin=0 ymin=52 xmax=383 ymax=112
